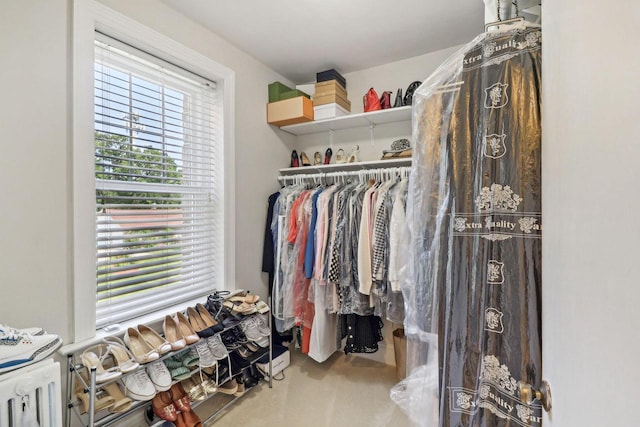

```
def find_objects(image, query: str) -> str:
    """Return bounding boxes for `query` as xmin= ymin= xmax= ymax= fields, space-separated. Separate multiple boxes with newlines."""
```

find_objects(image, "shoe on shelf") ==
xmin=187 ymin=306 xmax=214 ymax=338
xmin=163 ymin=315 xmax=186 ymax=351
xmin=195 ymin=303 xmax=223 ymax=333
xmin=137 ymin=324 xmax=172 ymax=355
xmin=182 ymin=409 xmax=203 ymax=427
xmin=347 ymin=145 xmax=360 ymax=163
xmin=163 ymin=357 xmax=192 ymax=381
xmin=80 ymin=344 xmax=122 ymax=384
xmin=194 ymin=340 xmax=217 ymax=368
xmin=255 ymin=300 xmax=270 ymax=314
xmin=146 ymin=360 xmax=173 ymax=392
xmin=101 ymin=380 xmax=133 ymax=413
xmin=174 ymin=348 xmax=200 ymax=368
xmin=181 ymin=377 xmax=206 ymax=402
xmin=233 ymin=375 xmax=246 ymax=397
xmin=242 ymin=368 xmax=259 ymax=389
xmin=124 ymin=327 xmax=160 ymax=364
xmin=169 ymin=382 xmax=191 ymax=413
xmin=227 ymin=290 xmax=260 ymax=304
xmin=335 ymin=148 xmax=346 ymax=164
xmin=324 ymin=147 xmax=333 ymax=164
xmin=300 ymin=151 xmax=311 ymax=166
xmin=122 ymin=370 xmax=156 ymax=401
xmin=0 ymin=327 xmax=62 ymax=374
xmin=254 ymin=335 xmax=270 ymax=348
xmin=102 ymin=336 xmax=139 ymax=373
xmin=240 ymin=318 xmax=263 ymax=342
xmin=74 ymin=372 xmax=115 ymax=414
xmin=151 ymin=391 xmax=177 ymax=422
xmin=255 ymin=314 xmax=272 ymax=336
xmin=192 ymin=371 xmax=217 ymax=395
xmin=217 ymin=378 xmax=238 ymax=395
xmin=206 ymin=334 xmax=229 ymax=360
xmin=250 ymin=364 xmax=265 ymax=382
xmin=236 ymin=344 xmax=254 ymax=360
xmin=290 ymin=150 xmax=299 ymax=168
xmin=313 ymin=151 xmax=322 ymax=165
xmin=174 ymin=312 xmax=200 ymax=345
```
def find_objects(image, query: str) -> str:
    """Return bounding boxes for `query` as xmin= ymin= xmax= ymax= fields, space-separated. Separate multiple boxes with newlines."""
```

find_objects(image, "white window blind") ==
xmin=94 ymin=34 xmax=223 ymax=329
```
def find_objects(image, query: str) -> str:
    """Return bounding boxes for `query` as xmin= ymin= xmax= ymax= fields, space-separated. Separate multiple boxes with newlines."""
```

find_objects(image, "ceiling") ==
xmin=159 ymin=0 xmax=540 ymax=84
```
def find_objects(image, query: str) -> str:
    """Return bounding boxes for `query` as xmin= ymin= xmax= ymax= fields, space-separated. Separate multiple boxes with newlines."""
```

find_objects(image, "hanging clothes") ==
xmin=269 ymin=171 xmax=409 ymax=361
xmin=400 ymin=24 xmax=543 ymax=427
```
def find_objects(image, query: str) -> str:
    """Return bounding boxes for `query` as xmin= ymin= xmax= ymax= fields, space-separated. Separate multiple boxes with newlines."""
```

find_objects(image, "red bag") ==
xmin=380 ymin=91 xmax=392 ymax=109
xmin=363 ymin=88 xmax=381 ymax=112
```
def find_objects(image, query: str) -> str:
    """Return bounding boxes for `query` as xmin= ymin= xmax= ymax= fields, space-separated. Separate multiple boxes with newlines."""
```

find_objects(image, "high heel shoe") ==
xmin=195 ymin=303 xmax=223 ymax=333
xmin=137 ymin=324 xmax=172 ymax=355
xmin=300 ymin=151 xmax=311 ymax=166
xmin=124 ymin=327 xmax=160 ymax=364
xmin=347 ymin=145 xmax=360 ymax=163
xmin=290 ymin=150 xmax=299 ymax=167
xmin=335 ymin=148 xmax=346 ymax=164
xmin=80 ymin=344 xmax=122 ymax=383
xmin=187 ymin=306 xmax=215 ymax=338
xmin=102 ymin=336 xmax=139 ymax=373
xmin=100 ymin=381 xmax=133 ymax=413
xmin=324 ymin=147 xmax=332 ymax=164
xmin=313 ymin=151 xmax=322 ymax=165
xmin=163 ymin=315 xmax=186 ymax=351
xmin=174 ymin=312 xmax=200 ymax=345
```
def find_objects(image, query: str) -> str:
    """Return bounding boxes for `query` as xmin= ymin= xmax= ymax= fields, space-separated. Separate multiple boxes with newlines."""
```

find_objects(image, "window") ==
xmin=93 ymin=34 xmax=224 ymax=328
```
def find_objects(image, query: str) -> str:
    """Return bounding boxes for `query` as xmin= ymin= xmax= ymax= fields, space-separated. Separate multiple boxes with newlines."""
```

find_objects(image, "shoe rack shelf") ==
xmin=278 ymin=158 xmax=411 ymax=175
xmin=279 ymin=105 xmax=412 ymax=136
xmin=64 ymin=312 xmax=273 ymax=427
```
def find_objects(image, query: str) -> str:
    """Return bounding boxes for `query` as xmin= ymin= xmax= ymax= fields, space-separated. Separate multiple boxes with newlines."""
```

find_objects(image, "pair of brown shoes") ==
xmin=152 ymin=383 xmax=201 ymax=426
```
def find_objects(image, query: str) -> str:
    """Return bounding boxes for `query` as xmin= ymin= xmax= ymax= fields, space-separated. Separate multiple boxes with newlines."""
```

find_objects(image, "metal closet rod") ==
xmin=277 ymin=166 xmax=411 ymax=184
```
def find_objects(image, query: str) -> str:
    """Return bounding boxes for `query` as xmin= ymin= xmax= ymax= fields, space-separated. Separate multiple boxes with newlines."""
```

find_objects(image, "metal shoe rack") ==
xmin=64 ymin=305 xmax=273 ymax=427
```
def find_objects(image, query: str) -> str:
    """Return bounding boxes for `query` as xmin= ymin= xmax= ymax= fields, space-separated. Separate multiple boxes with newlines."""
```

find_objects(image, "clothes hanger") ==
xmin=484 ymin=0 xmax=526 ymax=33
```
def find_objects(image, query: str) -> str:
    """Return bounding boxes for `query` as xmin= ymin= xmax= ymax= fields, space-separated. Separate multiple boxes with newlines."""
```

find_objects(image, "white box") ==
xmin=313 ymin=103 xmax=350 ymax=120
xmin=256 ymin=347 xmax=290 ymax=377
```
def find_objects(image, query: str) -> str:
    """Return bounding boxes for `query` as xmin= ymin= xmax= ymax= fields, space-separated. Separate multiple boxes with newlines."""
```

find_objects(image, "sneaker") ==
xmin=255 ymin=314 xmax=271 ymax=336
xmin=146 ymin=360 xmax=172 ymax=392
xmin=194 ymin=340 xmax=216 ymax=368
xmin=255 ymin=335 xmax=270 ymax=348
xmin=207 ymin=334 xmax=229 ymax=360
xmin=0 ymin=327 xmax=61 ymax=374
xmin=0 ymin=324 xmax=45 ymax=336
xmin=122 ymin=370 xmax=156 ymax=401
xmin=240 ymin=318 xmax=263 ymax=341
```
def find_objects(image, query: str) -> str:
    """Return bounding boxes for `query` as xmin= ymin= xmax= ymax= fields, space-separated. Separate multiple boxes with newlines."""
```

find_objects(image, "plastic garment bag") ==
xmin=394 ymin=23 xmax=543 ymax=426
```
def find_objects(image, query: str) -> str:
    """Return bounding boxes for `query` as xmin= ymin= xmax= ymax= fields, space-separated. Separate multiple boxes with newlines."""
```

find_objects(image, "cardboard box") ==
xmin=314 ymin=103 xmax=350 ymax=120
xmin=280 ymin=89 xmax=311 ymax=101
xmin=313 ymin=92 xmax=351 ymax=111
xmin=315 ymin=79 xmax=346 ymax=92
xmin=314 ymin=81 xmax=348 ymax=99
xmin=267 ymin=96 xmax=314 ymax=126
xmin=268 ymin=81 xmax=291 ymax=103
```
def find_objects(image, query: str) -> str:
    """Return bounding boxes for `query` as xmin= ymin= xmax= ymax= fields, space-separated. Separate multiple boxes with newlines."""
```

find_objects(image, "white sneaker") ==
xmin=122 ymin=370 xmax=156 ymax=401
xmin=0 ymin=324 xmax=45 ymax=336
xmin=0 ymin=327 xmax=61 ymax=374
xmin=255 ymin=314 xmax=271 ymax=336
xmin=195 ymin=340 xmax=216 ymax=368
xmin=146 ymin=360 xmax=172 ymax=392
xmin=206 ymin=335 xmax=228 ymax=360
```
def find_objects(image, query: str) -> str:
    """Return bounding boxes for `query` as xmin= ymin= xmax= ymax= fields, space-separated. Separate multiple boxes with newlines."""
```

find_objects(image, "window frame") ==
xmin=73 ymin=0 xmax=235 ymax=342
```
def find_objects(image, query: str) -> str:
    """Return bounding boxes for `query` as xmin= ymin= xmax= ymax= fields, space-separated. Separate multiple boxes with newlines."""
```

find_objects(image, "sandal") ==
xmin=228 ymin=290 xmax=260 ymax=304
xmin=74 ymin=372 xmax=115 ymax=414
xmin=347 ymin=145 xmax=360 ymax=163
xmin=181 ymin=377 xmax=206 ymax=402
xmin=163 ymin=357 xmax=192 ymax=381
xmin=255 ymin=300 xmax=270 ymax=314
xmin=224 ymin=300 xmax=256 ymax=316
xmin=102 ymin=336 xmax=139 ymax=373
xmin=101 ymin=381 xmax=133 ymax=413
xmin=80 ymin=344 xmax=122 ymax=383
xmin=174 ymin=348 xmax=200 ymax=368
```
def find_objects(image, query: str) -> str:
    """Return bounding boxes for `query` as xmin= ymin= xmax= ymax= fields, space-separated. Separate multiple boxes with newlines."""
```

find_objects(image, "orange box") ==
xmin=267 ymin=96 xmax=314 ymax=126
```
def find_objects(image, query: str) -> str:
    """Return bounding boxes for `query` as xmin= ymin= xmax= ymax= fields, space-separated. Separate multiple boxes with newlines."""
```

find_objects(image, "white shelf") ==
xmin=278 ymin=158 xmax=411 ymax=175
xmin=279 ymin=106 xmax=412 ymax=136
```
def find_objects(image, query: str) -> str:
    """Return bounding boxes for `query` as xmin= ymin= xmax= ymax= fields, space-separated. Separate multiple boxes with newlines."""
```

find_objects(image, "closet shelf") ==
xmin=279 ymin=106 xmax=412 ymax=136
xmin=278 ymin=158 xmax=411 ymax=175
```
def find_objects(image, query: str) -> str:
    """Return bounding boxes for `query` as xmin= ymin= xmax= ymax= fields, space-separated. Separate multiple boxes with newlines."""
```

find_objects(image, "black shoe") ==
xmin=229 ymin=351 xmax=250 ymax=372
xmin=242 ymin=368 xmax=259 ymax=388
xmin=250 ymin=364 xmax=264 ymax=382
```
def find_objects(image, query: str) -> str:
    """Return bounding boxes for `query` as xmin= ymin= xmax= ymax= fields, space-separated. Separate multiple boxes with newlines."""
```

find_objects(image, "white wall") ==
xmin=542 ymin=1 xmax=640 ymax=425
xmin=0 ymin=0 xmax=73 ymax=338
